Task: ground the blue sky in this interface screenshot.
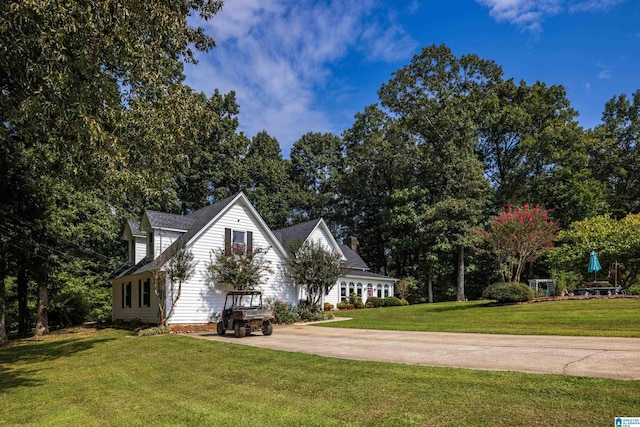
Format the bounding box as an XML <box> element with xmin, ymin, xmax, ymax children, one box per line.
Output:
<box><xmin>184</xmin><ymin>0</ymin><xmax>640</xmax><ymax>156</ymax></box>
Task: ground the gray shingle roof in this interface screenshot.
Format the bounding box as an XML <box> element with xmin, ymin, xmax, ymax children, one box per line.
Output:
<box><xmin>343</xmin><ymin>269</ymin><xmax>397</xmax><ymax>281</ymax></box>
<box><xmin>127</xmin><ymin>194</ymin><xmax>238</xmax><ymax>275</ymax></box>
<box><xmin>273</xmin><ymin>218</ymin><xmax>323</xmax><ymax>252</ymax></box>
<box><xmin>339</xmin><ymin>244</ymin><xmax>369</xmax><ymax>271</ymax></box>
<box><xmin>127</xmin><ymin>220</ymin><xmax>144</xmax><ymax>237</ymax></box>
<box><xmin>145</xmin><ymin>210</ymin><xmax>194</xmax><ymax>231</ymax></box>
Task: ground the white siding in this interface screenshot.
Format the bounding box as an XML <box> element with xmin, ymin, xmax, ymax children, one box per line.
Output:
<box><xmin>154</xmin><ymin>230</ymin><xmax>183</xmax><ymax>259</ymax></box>
<box><xmin>166</xmin><ymin>200</ymin><xmax>297</xmax><ymax>324</ymax></box>
<box><xmin>323</xmin><ymin>275</ymin><xmax>396</xmax><ymax>307</ymax></box>
<box><xmin>307</xmin><ymin>224</ymin><xmax>343</xmax><ymax>256</ymax></box>
<box><xmin>111</xmin><ymin>275</ymin><xmax>159</xmax><ymax>323</ymax></box>
<box><xmin>134</xmin><ymin>237</ymin><xmax>146</xmax><ymax>264</ymax></box>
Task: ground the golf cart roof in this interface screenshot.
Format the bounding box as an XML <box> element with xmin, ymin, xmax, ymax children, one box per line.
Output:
<box><xmin>226</xmin><ymin>290</ymin><xmax>263</xmax><ymax>295</ymax></box>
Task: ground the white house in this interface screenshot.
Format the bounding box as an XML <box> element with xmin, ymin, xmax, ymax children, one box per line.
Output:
<box><xmin>110</xmin><ymin>192</ymin><xmax>396</xmax><ymax>324</ymax></box>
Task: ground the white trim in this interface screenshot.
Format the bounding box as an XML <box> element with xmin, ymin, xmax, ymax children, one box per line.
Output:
<box><xmin>154</xmin><ymin>227</ymin><xmax>188</xmax><ymax>233</ymax></box>
<box><xmin>343</xmin><ymin>273</ymin><xmax>397</xmax><ymax>283</ymax></box>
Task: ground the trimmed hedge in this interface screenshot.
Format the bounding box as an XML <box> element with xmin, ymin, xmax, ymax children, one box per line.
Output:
<box><xmin>365</xmin><ymin>296</ymin><xmax>403</xmax><ymax>308</ymax></box>
<box><xmin>482</xmin><ymin>282</ymin><xmax>534</xmax><ymax>303</ymax></box>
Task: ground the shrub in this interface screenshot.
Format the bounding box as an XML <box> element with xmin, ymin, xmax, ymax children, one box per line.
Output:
<box><xmin>265</xmin><ymin>298</ymin><xmax>299</xmax><ymax>324</ymax></box>
<box><xmin>366</xmin><ymin>297</ymin><xmax>384</xmax><ymax>308</ymax></box>
<box><xmin>482</xmin><ymin>282</ymin><xmax>534</xmax><ymax>303</ymax></box>
<box><xmin>138</xmin><ymin>326</ymin><xmax>170</xmax><ymax>337</ymax></box>
<box><xmin>628</xmin><ymin>285</ymin><xmax>640</xmax><ymax>295</ymax></box>
<box><xmin>399</xmin><ymin>299</ymin><xmax>409</xmax><ymax>306</ymax></box>
<box><xmin>365</xmin><ymin>301</ymin><xmax>374</xmax><ymax>308</ymax></box>
<box><xmin>323</xmin><ymin>302</ymin><xmax>334</xmax><ymax>311</ymax></box>
<box><xmin>346</xmin><ymin>303</ymin><xmax>355</xmax><ymax>310</ymax></box>
<box><xmin>336</xmin><ymin>302</ymin><xmax>348</xmax><ymax>310</ymax></box>
<box><xmin>383</xmin><ymin>297</ymin><xmax>402</xmax><ymax>306</ymax></box>
<box><xmin>297</xmin><ymin>300</ymin><xmax>323</xmax><ymax>321</ymax></box>
<box><xmin>348</xmin><ymin>292</ymin><xmax>361</xmax><ymax>305</ymax></box>
<box><xmin>354</xmin><ymin>301</ymin><xmax>365</xmax><ymax>309</ymax></box>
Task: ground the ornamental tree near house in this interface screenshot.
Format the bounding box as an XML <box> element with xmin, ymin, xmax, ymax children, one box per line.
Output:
<box><xmin>208</xmin><ymin>246</ymin><xmax>273</xmax><ymax>291</ymax></box>
<box><xmin>156</xmin><ymin>241</ymin><xmax>196</xmax><ymax>326</ymax></box>
<box><xmin>286</xmin><ymin>240</ymin><xmax>343</xmax><ymax>307</ymax></box>
<box><xmin>481</xmin><ymin>205</ymin><xmax>558</xmax><ymax>283</ymax></box>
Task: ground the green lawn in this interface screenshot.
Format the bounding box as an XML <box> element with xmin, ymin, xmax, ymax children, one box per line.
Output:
<box><xmin>324</xmin><ymin>298</ymin><xmax>640</xmax><ymax>337</ymax></box>
<box><xmin>1</xmin><ymin>328</ymin><xmax>638</xmax><ymax>426</ymax></box>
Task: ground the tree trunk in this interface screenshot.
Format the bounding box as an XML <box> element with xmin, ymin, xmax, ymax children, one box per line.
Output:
<box><xmin>0</xmin><ymin>303</ymin><xmax>7</xmax><ymax>346</ymax></box>
<box><xmin>456</xmin><ymin>246</ymin><xmax>465</xmax><ymax>302</ymax></box>
<box><xmin>0</xmin><ymin>273</ymin><xmax>7</xmax><ymax>345</ymax></box>
<box><xmin>35</xmin><ymin>282</ymin><xmax>49</xmax><ymax>336</ymax></box>
<box><xmin>427</xmin><ymin>264</ymin><xmax>434</xmax><ymax>303</ymax></box>
<box><xmin>17</xmin><ymin>268</ymin><xmax>29</xmax><ymax>337</ymax></box>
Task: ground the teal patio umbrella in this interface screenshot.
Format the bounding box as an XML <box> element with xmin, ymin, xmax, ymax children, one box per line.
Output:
<box><xmin>588</xmin><ymin>251</ymin><xmax>602</xmax><ymax>281</ymax></box>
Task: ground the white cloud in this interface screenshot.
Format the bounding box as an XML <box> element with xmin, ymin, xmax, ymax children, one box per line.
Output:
<box><xmin>476</xmin><ymin>0</ymin><xmax>626</xmax><ymax>33</ymax></box>
<box><xmin>597</xmin><ymin>63</ymin><xmax>612</xmax><ymax>79</ymax></box>
<box><xmin>184</xmin><ymin>0</ymin><xmax>417</xmax><ymax>154</ymax></box>
<box><xmin>569</xmin><ymin>0</ymin><xmax>625</xmax><ymax>12</ymax></box>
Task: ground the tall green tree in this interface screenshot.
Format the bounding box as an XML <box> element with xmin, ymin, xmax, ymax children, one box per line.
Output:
<box><xmin>341</xmin><ymin>105</ymin><xmax>418</xmax><ymax>276</ymax></box>
<box><xmin>478</xmin><ymin>80</ymin><xmax>606</xmax><ymax>226</ymax></box>
<box><xmin>589</xmin><ymin>90</ymin><xmax>640</xmax><ymax>218</ymax></box>
<box><xmin>378</xmin><ymin>44</ymin><xmax>495</xmax><ymax>301</ymax></box>
<box><xmin>175</xmin><ymin>90</ymin><xmax>249</xmax><ymax>213</ymax></box>
<box><xmin>0</xmin><ymin>0</ymin><xmax>224</xmax><ymax>335</ymax></box>
<box><xmin>289</xmin><ymin>132</ymin><xmax>344</xmax><ymax>222</ymax></box>
<box><xmin>244</xmin><ymin>131</ymin><xmax>293</xmax><ymax>228</ymax></box>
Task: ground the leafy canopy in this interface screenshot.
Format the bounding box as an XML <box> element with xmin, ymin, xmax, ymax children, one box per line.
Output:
<box><xmin>286</xmin><ymin>240</ymin><xmax>343</xmax><ymax>307</ymax></box>
<box><xmin>481</xmin><ymin>205</ymin><xmax>558</xmax><ymax>284</ymax></box>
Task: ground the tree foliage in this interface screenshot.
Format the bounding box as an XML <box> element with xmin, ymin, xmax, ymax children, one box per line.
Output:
<box><xmin>481</xmin><ymin>205</ymin><xmax>558</xmax><ymax>284</ymax></box>
<box><xmin>548</xmin><ymin>213</ymin><xmax>640</xmax><ymax>288</ymax></box>
<box><xmin>286</xmin><ymin>240</ymin><xmax>343</xmax><ymax>307</ymax></box>
<box><xmin>208</xmin><ymin>246</ymin><xmax>274</xmax><ymax>291</ymax></box>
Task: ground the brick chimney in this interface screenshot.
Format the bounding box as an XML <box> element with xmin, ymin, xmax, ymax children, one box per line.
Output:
<box><xmin>345</xmin><ymin>236</ymin><xmax>358</xmax><ymax>252</ymax></box>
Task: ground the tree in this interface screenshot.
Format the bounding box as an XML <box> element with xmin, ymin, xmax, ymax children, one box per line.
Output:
<box><xmin>341</xmin><ymin>105</ymin><xmax>418</xmax><ymax>276</ymax></box>
<box><xmin>244</xmin><ymin>131</ymin><xmax>293</xmax><ymax>229</ymax></box>
<box><xmin>395</xmin><ymin>277</ymin><xmax>417</xmax><ymax>301</ymax></box>
<box><xmin>286</xmin><ymin>240</ymin><xmax>343</xmax><ymax>307</ymax></box>
<box><xmin>548</xmin><ymin>213</ymin><xmax>640</xmax><ymax>288</ymax></box>
<box><xmin>378</xmin><ymin>44</ymin><xmax>496</xmax><ymax>301</ymax></box>
<box><xmin>481</xmin><ymin>205</ymin><xmax>558</xmax><ymax>283</ymax></box>
<box><xmin>289</xmin><ymin>132</ymin><xmax>344</xmax><ymax>222</ymax></box>
<box><xmin>156</xmin><ymin>241</ymin><xmax>196</xmax><ymax>325</ymax></box>
<box><xmin>0</xmin><ymin>0</ymin><xmax>224</xmax><ymax>335</ymax></box>
<box><xmin>208</xmin><ymin>246</ymin><xmax>273</xmax><ymax>291</ymax></box>
<box><xmin>589</xmin><ymin>90</ymin><xmax>640</xmax><ymax>218</ymax></box>
<box><xmin>476</xmin><ymin>79</ymin><xmax>605</xmax><ymax>226</ymax></box>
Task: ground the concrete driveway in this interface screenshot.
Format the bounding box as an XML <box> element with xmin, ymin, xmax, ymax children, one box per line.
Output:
<box><xmin>189</xmin><ymin>321</ymin><xmax>640</xmax><ymax>380</ymax></box>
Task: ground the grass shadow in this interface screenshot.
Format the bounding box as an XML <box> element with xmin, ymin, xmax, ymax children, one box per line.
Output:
<box><xmin>0</xmin><ymin>335</ymin><xmax>115</xmax><ymax>392</ymax></box>
<box><xmin>428</xmin><ymin>301</ymin><xmax>494</xmax><ymax>313</ymax></box>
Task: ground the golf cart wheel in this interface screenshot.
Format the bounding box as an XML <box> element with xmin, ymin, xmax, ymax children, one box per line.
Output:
<box><xmin>234</xmin><ymin>324</ymin><xmax>246</xmax><ymax>338</ymax></box>
<box><xmin>262</xmin><ymin>321</ymin><xmax>273</xmax><ymax>336</ymax></box>
<box><xmin>216</xmin><ymin>321</ymin><xmax>225</xmax><ymax>336</ymax></box>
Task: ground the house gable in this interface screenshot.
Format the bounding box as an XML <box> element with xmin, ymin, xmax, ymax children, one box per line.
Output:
<box><xmin>274</xmin><ymin>218</ymin><xmax>346</xmax><ymax>261</ymax></box>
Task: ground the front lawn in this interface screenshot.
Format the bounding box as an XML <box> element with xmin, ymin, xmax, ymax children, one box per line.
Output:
<box><xmin>1</xmin><ymin>328</ymin><xmax>638</xmax><ymax>426</ymax></box>
<box><xmin>324</xmin><ymin>298</ymin><xmax>640</xmax><ymax>337</ymax></box>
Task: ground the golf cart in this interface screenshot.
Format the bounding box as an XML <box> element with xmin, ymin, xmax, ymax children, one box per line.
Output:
<box><xmin>216</xmin><ymin>290</ymin><xmax>274</xmax><ymax>338</ymax></box>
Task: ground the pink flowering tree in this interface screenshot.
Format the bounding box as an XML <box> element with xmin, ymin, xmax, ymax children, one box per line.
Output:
<box><xmin>481</xmin><ymin>205</ymin><xmax>558</xmax><ymax>283</ymax></box>
<box><xmin>208</xmin><ymin>246</ymin><xmax>273</xmax><ymax>291</ymax></box>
